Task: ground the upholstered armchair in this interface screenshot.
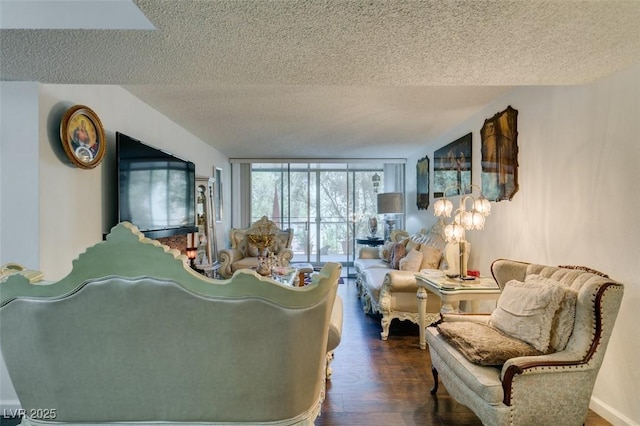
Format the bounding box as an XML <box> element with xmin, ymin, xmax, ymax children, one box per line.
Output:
<box><xmin>218</xmin><ymin>216</ymin><xmax>293</xmax><ymax>278</ymax></box>
<box><xmin>426</xmin><ymin>259</ymin><xmax>624</xmax><ymax>426</ymax></box>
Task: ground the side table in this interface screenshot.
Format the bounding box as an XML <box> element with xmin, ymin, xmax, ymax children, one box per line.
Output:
<box><xmin>291</xmin><ymin>262</ymin><xmax>314</xmax><ymax>286</ymax></box>
<box><xmin>356</xmin><ymin>237</ymin><xmax>384</xmax><ymax>247</ymax></box>
<box><xmin>415</xmin><ymin>272</ymin><xmax>501</xmax><ymax>350</ymax></box>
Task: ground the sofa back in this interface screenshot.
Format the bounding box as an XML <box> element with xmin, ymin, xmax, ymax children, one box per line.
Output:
<box><xmin>0</xmin><ymin>222</ymin><xmax>340</xmax><ymax>424</ymax></box>
<box><xmin>491</xmin><ymin>259</ymin><xmax>624</xmax><ymax>369</ymax></box>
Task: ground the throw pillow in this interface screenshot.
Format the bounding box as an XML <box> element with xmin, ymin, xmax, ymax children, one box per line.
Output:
<box><xmin>489</xmin><ymin>277</ymin><xmax>566</xmax><ymax>353</ymax></box>
<box><xmin>399</xmin><ymin>249</ymin><xmax>423</xmax><ymax>272</ymax></box>
<box><xmin>246</xmin><ymin>242</ymin><xmax>260</xmax><ymax>257</ymax></box>
<box><xmin>271</xmin><ymin>232</ymin><xmax>288</xmax><ymax>253</ymax></box>
<box><xmin>379</xmin><ymin>241</ymin><xmax>395</xmax><ymax>263</ymax></box>
<box><xmin>405</xmin><ymin>239</ymin><xmax>421</xmax><ymax>252</ymax></box>
<box><xmin>389</xmin><ymin>242</ymin><xmax>407</xmax><ymax>269</ymax></box>
<box><xmin>437</xmin><ymin>322</ymin><xmax>542</xmax><ymax>366</ymax></box>
<box><xmin>419</xmin><ymin>245</ymin><xmax>442</xmax><ymax>270</ymax></box>
<box><xmin>525</xmin><ymin>275</ymin><xmax>578</xmax><ymax>352</ymax></box>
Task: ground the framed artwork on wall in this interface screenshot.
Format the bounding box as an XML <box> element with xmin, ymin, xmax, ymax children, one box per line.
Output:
<box><xmin>195</xmin><ymin>177</ymin><xmax>214</xmax><ymax>267</ymax></box>
<box><xmin>433</xmin><ymin>132</ymin><xmax>472</xmax><ymax>197</ymax></box>
<box><xmin>416</xmin><ymin>155</ymin><xmax>430</xmax><ymax>210</ymax></box>
<box><xmin>59</xmin><ymin>105</ymin><xmax>106</xmax><ymax>169</ymax></box>
<box><xmin>480</xmin><ymin>106</ymin><xmax>519</xmax><ymax>201</ymax></box>
<box><xmin>214</xmin><ymin>167</ymin><xmax>223</xmax><ymax>222</ymax></box>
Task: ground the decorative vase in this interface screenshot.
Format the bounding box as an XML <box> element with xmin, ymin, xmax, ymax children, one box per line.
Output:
<box><xmin>255</xmin><ymin>247</ymin><xmax>272</xmax><ymax>276</ymax></box>
<box><xmin>368</xmin><ymin>216</ymin><xmax>378</xmax><ymax>238</ymax></box>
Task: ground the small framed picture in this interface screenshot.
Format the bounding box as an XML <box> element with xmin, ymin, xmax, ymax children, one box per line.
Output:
<box><xmin>60</xmin><ymin>105</ymin><xmax>106</xmax><ymax>169</ymax></box>
<box><xmin>214</xmin><ymin>167</ymin><xmax>223</xmax><ymax>222</ymax></box>
<box><xmin>416</xmin><ymin>155</ymin><xmax>430</xmax><ymax>210</ymax></box>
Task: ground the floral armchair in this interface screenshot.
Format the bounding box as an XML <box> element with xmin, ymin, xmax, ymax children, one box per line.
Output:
<box><xmin>218</xmin><ymin>216</ymin><xmax>294</xmax><ymax>278</ymax></box>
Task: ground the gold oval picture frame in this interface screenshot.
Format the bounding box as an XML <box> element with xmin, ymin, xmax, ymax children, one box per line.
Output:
<box><xmin>60</xmin><ymin>105</ymin><xmax>106</xmax><ymax>169</ymax></box>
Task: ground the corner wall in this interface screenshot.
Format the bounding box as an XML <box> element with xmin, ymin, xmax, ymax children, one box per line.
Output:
<box><xmin>0</xmin><ymin>82</ymin><xmax>41</xmax><ymax>412</ymax></box>
<box><xmin>406</xmin><ymin>62</ymin><xmax>640</xmax><ymax>425</ymax></box>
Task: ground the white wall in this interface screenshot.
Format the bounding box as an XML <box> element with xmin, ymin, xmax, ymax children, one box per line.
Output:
<box><xmin>0</xmin><ymin>82</ymin><xmax>230</xmax><ymax>410</ymax></box>
<box><xmin>35</xmin><ymin>84</ymin><xmax>230</xmax><ymax>280</ymax></box>
<box><xmin>0</xmin><ymin>82</ymin><xmax>42</xmax><ymax>411</ymax></box>
<box><xmin>406</xmin><ymin>62</ymin><xmax>640</xmax><ymax>425</ymax></box>
<box><xmin>0</xmin><ymin>82</ymin><xmax>40</xmax><ymax>270</ymax></box>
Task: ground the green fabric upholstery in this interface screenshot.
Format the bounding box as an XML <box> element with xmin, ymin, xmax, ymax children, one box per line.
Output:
<box><xmin>0</xmin><ymin>222</ymin><xmax>340</xmax><ymax>425</ymax></box>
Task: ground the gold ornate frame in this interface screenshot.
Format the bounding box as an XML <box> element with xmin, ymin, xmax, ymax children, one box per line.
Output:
<box><xmin>480</xmin><ymin>106</ymin><xmax>519</xmax><ymax>201</ymax></box>
<box><xmin>60</xmin><ymin>105</ymin><xmax>106</xmax><ymax>169</ymax></box>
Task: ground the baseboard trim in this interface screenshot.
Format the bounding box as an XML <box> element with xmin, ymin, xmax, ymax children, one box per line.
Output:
<box><xmin>590</xmin><ymin>396</ymin><xmax>638</xmax><ymax>426</ymax></box>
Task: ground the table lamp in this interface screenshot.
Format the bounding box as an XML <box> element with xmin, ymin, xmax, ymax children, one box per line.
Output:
<box><xmin>377</xmin><ymin>192</ymin><xmax>404</xmax><ymax>240</ymax></box>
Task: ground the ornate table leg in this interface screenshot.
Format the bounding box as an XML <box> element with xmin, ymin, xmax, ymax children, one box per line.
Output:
<box><xmin>417</xmin><ymin>287</ymin><xmax>428</xmax><ymax>350</ymax></box>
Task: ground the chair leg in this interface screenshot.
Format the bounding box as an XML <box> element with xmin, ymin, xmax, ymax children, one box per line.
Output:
<box><xmin>430</xmin><ymin>366</ymin><xmax>439</xmax><ymax>394</ymax></box>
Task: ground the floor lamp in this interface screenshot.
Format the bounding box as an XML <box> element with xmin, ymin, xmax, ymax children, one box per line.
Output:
<box><xmin>377</xmin><ymin>192</ymin><xmax>404</xmax><ymax>241</ymax></box>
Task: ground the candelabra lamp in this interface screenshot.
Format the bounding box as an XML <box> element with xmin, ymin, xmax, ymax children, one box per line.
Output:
<box><xmin>186</xmin><ymin>246</ymin><xmax>202</xmax><ymax>273</ymax></box>
<box><xmin>377</xmin><ymin>192</ymin><xmax>404</xmax><ymax>240</ymax></box>
<box><xmin>433</xmin><ymin>184</ymin><xmax>491</xmax><ymax>279</ymax></box>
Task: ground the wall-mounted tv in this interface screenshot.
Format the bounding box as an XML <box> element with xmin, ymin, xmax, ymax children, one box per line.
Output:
<box><xmin>116</xmin><ymin>132</ymin><xmax>197</xmax><ymax>239</ymax></box>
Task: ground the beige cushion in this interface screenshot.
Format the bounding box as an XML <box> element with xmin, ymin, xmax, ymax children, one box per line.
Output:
<box><xmin>271</xmin><ymin>231</ymin><xmax>290</xmax><ymax>253</ymax></box>
<box><xmin>525</xmin><ymin>275</ymin><xmax>578</xmax><ymax>352</ymax></box>
<box><xmin>399</xmin><ymin>249</ymin><xmax>423</xmax><ymax>272</ymax></box>
<box><xmin>489</xmin><ymin>277</ymin><xmax>566</xmax><ymax>352</ymax></box>
<box><xmin>247</xmin><ymin>243</ymin><xmax>260</xmax><ymax>257</ymax></box>
<box><xmin>437</xmin><ymin>322</ymin><xmax>542</xmax><ymax>366</ymax></box>
<box><xmin>389</xmin><ymin>242</ymin><xmax>407</xmax><ymax>269</ymax></box>
<box><xmin>405</xmin><ymin>239</ymin><xmax>421</xmax><ymax>252</ymax></box>
<box><xmin>379</xmin><ymin>241</ymin><xmax>395</xmax><ymax>262</ymax></box>
<box><xmin>419</xmin><ymin>245</ymin><xmax>442</xmax><ymax>270</ymax></box>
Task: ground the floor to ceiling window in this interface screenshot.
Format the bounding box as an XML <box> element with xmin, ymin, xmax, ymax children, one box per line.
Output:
<box><xmin>245</xmin><ymin>160</ymin><xmax>405</xmax><ymax>275</ymax></box>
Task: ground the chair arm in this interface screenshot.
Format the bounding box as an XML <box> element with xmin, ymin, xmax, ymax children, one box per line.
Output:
<box><xmin>327</xmin><ymin>294</ymin><xmax>343</xmax><ymax>352</ymax></box>
<box><xmin>500</xmin><ymin>350</ymin><xmax>594</xmax><ymax>406</ymax></box>
<box><xmin>218</xmin><ymin>248</ymin><xmax>244</xmax><ymax>278</ymax></box>
<box><xmin>358</xmin><ymin>247</ymin><xmax>380</xmax><ymax>259</ymax></box>
<box><xmin>278</xmin><ymin>248</ymin><xmax>293</xmax><ymax>265</ymax></box>
<box><xmin>383</xmin><ymin>270</ymin><xmax>418</xmax><ymax>292</ymax></box>
<box><xmin>441</xmin><ymin>313</ymin><xmax>491</xmax><ymax>325</ymax></box>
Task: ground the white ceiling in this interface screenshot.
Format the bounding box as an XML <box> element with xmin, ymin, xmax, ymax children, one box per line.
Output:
<box><xmin>2</xmin><ymin>0</ymin><xmax>640</xmax><ymax>159</ymax></box>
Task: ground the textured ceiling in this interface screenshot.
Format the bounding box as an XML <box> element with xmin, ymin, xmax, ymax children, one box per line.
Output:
<box><xmin>2</xmin><ymin>0</ymin><xmax>640</xmax><ymax>159</ymax></box>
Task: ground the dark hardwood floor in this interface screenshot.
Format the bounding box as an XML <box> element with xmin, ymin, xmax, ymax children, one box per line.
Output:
<box><xmin>316</xmin><ymin>278</ymin><xmax>611</xmax><ymax>425</ymax></box>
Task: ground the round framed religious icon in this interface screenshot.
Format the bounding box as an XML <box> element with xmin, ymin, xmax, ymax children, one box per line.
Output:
<box><xmin>59</xmin><ymin>105</ymin><xmax>106</xmax><ymax>169</ymax></box>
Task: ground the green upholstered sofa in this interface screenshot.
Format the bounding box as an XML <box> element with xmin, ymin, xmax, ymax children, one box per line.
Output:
<box><xmin>0</xmin><ymin>222</ymin><xmax>341</xmax><ymax>426</ymax></box>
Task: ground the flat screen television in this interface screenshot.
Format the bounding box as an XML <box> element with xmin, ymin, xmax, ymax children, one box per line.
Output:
<box><xmin>116</xmin><ymin>132</ymin><xmax>197</xmax><ymax>239</ymax></box>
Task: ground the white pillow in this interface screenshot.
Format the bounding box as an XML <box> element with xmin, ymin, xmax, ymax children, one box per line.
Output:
<box><xmin>490</xmin><ymin>276</ymin><xmax>566</xmax><ymax>352</ymax></box>
<box><xmin>399</xmin><ymin>249</ymin><xmax>423</xmax><ymax>272</ymax></box>
<box><xmin>525</xmin><ymin>275</ymin><xmax>578</xmax><ymax>352</ymax></box>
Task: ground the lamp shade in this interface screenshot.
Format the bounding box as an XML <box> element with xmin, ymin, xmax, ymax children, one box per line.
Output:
<box><xmin>433</xmin><ymin>198</ymin><xmax>453</xmax><ymax>217</ymax></box>
<box><xmin>377</xmin><ymin>192</ymin><xmax>404</xmax><ymax>214</ymax></box>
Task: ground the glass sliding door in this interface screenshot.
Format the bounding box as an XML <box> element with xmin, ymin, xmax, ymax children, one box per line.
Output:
<box><xmin>249</xmin><ymin>161</ymin><xmax>403</xmax><ymax>275</ymax></box>
<box><xmin>316</xmin><ymin>164</ymin><xmax>348</xmax><ymax>265</ymax></box>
